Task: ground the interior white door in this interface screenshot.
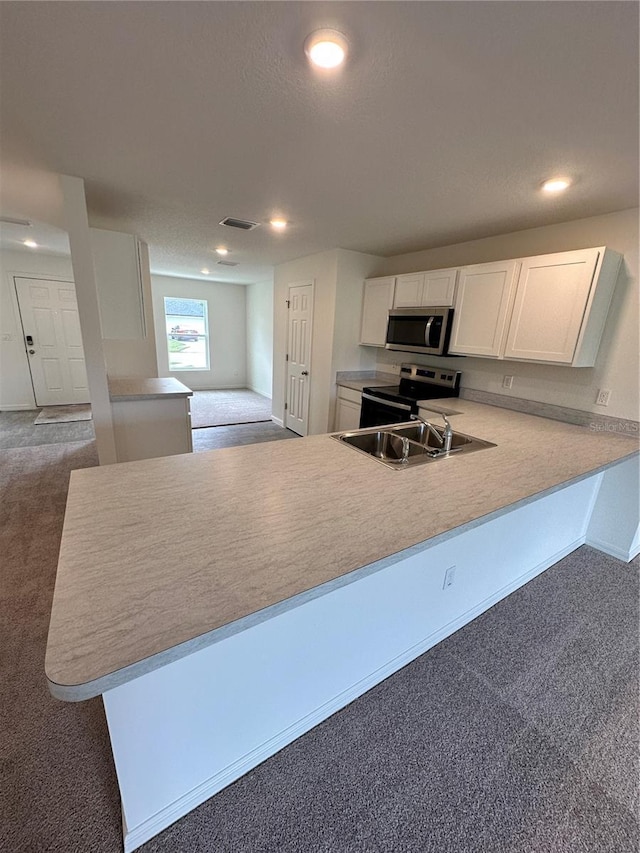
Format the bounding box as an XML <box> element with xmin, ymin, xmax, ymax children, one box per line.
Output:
<box><xmin>15</xmin><ymin>277</ymin><xmax>90</xmax><ymax>406</ymax></box>
<box><xmin>285</xmin><ymin>283</ymin><xmax>313</xmax><ymax>435</ymax></box>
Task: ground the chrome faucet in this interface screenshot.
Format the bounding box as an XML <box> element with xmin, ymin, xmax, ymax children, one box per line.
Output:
<box><xmin>411</xmin><ymin>412</ymin><xmax>454</xmax><ymax>453</ymax></box>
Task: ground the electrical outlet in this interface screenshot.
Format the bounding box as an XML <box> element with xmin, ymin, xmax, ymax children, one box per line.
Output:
<box><xmin>502</xmin><ymin>375</ymin><xmax>514</xmax><ymax>390</ymax></box>
<box><xmin>595</xmin><ymin>389</ymin><xmax>611</xmax><ymax>406</ymax></box>
<box><xmin>443</xmin><ymin>565</ymin><xmax>456</xmax><ymax>590</ymax></box>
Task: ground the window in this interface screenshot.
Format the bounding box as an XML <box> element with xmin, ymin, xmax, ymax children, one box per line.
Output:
<box><xmin>164</xmin><ymin>297</ymin><xmax>209</xmax><ymax>371</ymax></box>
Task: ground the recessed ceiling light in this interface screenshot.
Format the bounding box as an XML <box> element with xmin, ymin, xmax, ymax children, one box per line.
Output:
<box><xmin>270</xmin><ymin>219</ymin><xmax>287</xmax><ymax>230</ymax></box>
<box><xmin>23</xmin><ymin>239</ymin><xmax>38</xmax><ymax>248</ymax></box>
<box><xmin>215</xmin><ymin>247</ymin><xmax>229</xmax><ymax>256</ymax></box>
<box><xmin>304</xmin><ymin>29</ymin><xmax>348</xmax><ymax>69</ymax></box>
<box><xmin>542</xmin><ymin>178</ymin><xmax>571</xmax><ymax>193</ymax></box>
<box><xmin>201</xmin><ymin>268</ymin><xmax>210</xmax><ymax>275</ymax></box>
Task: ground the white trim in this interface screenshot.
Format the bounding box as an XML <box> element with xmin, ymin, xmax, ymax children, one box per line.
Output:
<box><xmin>271</xmin><ymin>415</ymin><xmax>284</xmax><ymax>427</ymax></box>
<box><xmin>120</xmin><ymin>536</ymin><xmax>582</xmax><ymax>853</ymax></box>
<box><xmin>584</xmin><ymin>536</ymin><xmax>639</xmax><ymax>562</ymax></box>
<box><xmin>0</xmin><ymin>403</ymin><xmax>36</xmax><ymax>411</ymax></box>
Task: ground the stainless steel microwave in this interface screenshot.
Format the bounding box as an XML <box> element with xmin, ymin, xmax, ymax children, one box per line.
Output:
<box><xmin>385</xmin><ymin>307</ymin><xmax>454</xmax><ymax>356</ymax></box>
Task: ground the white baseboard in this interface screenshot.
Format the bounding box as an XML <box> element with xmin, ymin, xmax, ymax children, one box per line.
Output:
<box><xmin>246</xmin><ymin>385</ymin><xmax>272</xmax><ymax>400</ymax></box>
<box><xmin>585</xmin><ymin>536</ymin><xmax>639</xmax><ymax>563</ymax></box>
<box><xmin>122</xmin><ymin>537</ymin><xmax>581</xmax><ymax>853</ymax></box>
<box><xmin>0</xmin><ymin>403</ymin><xmax>36</xmax><ymax>411</ymax></box>
<box><xmin>271</xmin><ymin>415</ymin><xmax>284</xmax><ymax>427</ymax></box>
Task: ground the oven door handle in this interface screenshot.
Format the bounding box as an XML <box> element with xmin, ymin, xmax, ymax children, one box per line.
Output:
<box><xmin>362</xmin><ymin>393</ymin><xmax>412</xmax><ymax>412</ymax></box>
<box><xmin>424</xmin><ymin>316</ymin><xmax>434</xmax><ymax>348</ymax></box>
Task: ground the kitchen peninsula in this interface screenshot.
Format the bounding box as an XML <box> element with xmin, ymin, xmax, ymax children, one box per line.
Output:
<box><xmin>46</xmin><ymin>401</ymin><xmax>639</xmax><ymax>852</ymax></box>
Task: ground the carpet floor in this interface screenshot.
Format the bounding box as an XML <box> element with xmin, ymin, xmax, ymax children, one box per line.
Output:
<box><xmin>190</xmin><ymin>389</ymin><xmax>272</xmax><ymax>428</ymax></box>
<box><xmin>0</xmin><ymin>409</ymin><xmax>95</xmax><ymax>448</ymax></box>
<box><xmin>0</xmin><ymin>438</ymin><xmax>638</xmax><ymax>853</ymax></box>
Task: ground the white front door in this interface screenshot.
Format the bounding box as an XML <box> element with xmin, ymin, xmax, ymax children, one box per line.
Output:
<box><xmin>285</xmin><ymin>282</ymin><xmax>313</xmax><ymax>435</ymax></box>
<box><xmin>15</xmin><ymin>277</ymin><xmax>90</xmax><ymax>406</ymax></box>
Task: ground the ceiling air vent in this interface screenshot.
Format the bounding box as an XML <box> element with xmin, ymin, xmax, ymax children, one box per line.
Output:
<box><xmin>217</xmin><ymin>260</ymin><xmax>239</xmax><ymax>267</ymax></box>
<box><xmin>219</xmin><ymin>216</ymin><xmax>261</xmax><ymax>231</ymax></box>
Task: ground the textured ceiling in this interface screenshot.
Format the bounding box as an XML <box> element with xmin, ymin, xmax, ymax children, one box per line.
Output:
<box><xmin>0</xmin><ymin>1</ymin><xmax>638</xmax><ymax>284</ymax></box>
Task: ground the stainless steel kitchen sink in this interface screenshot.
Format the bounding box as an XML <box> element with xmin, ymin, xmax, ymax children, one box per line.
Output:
<box><xmin>332</xmin><ymin>421</ymin><xmax>496</xmax><ymax>469</ymax></box>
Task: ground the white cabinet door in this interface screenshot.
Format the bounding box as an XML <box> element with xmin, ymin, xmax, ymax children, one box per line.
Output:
<box><xmin>503</xmin><ymin>249</ymin><xmax>601</xmax><ymax>364</ymax></box>
<box><xmin>449</xmin><ymin>260</ymin><xmax>519</xmax><ymax>357</ymax></box>
<box><xmin>335</xmin><ymin>397</ymin><xmax>361</xmax><ymax>431</ymax></box>
<box><xmin>423</xmin><ymin>269</ymin><xmax>458</xmax><ymax>306</ymax></box>
<box><xmin>393</xmin><ymin>274</ymin><xmax>424</xmax><ymax>307</ymax></box>
<box><xmin>360</xmin><ymin>277</ymin><xmax>396</xmax><ymax>346</ymax></box>
<box><xmin>90</xmin><ymin>228</ymin><xmax>146</xmax><ymax>340</ymax></box>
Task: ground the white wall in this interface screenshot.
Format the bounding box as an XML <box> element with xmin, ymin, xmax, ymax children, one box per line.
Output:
<box><xmin>372</xmin><ymin>209</ymin><xmax>639</xmax><ymax>422</ymax></box>
<box><xmin>328</xmin><ymin>249</ymin><xmax>386</xmax><ymax>428</ymax></box>
<box><xmin>0</xmin><ymin>248</ymin><xmax>74</xmax><ymax>409</ymax></box>
<box><xmin>245</xmin><ymin>278</ymin><xmax>273</xmax><ymax>399</ymax></box>
<box><xmin>151</xmin><ymin>275</ymin><xmax>247</xmax><ymax>391</ymax></box>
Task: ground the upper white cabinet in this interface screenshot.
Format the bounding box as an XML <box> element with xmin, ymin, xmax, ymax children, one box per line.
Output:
<box><xmin>360</xmin><ymin>276</ymin><xmax>396</xmax><ymax>347</ymax></box>
<box><xmin>503</xmin><ymin>248</ymin><xmax>619</xmax><ymax>365</ymax></box>
<box><xmin>90</xmin><ymin>228</ymin><xmax>147</xmax><ymax>340</ymax></box>
<box><xmin>449</xmin><ymin>260</ymin><xmax>520</xmax><ymax>357</ymax></box>
<box><xmin>393</xmin><ymin>268</ymin><xmax>458</xmax><ymax>308</ymax></box>
<box><xmin>450</xmin><ymin>247</ymin><xmax>621</xmax><ymax>366</ymax></box>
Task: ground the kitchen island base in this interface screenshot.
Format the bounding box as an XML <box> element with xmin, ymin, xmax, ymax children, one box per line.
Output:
<box><xmin>101</xmin><ymin>467</ymin><xmax>630</xmax><ymax>853</ymax></box>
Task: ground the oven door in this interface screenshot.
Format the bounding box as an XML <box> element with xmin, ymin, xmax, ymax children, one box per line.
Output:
<box><xmin>359</xmin><ymin>392</ymin><xmax>415</xmax><ymax>428</ymax></box>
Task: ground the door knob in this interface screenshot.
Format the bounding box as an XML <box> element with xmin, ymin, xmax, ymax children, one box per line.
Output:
<box><xmin>28</xmin><ymin>349</ymin><xmax>35</xmax><ymax>355</ymax></box>
<box><xmin>301</xmin><ymin>370</ymin><xmax>309</xmax><ymax>376</ymax></box>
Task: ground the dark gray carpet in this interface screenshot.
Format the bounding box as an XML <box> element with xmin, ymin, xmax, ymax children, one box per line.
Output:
<box><xmin>193</xmin><ymin>421</ymin><xmax>300</xmax><ymax>452</ymax></box>
<box><xmin>0</xmin><ymin>434</ymin><xmax>637</xmax><ymax>853</ymax></box>
<box><xmin>1</xmin><ymin>409</ymin><xmax>95</xmax><ymax>448</ymax></box>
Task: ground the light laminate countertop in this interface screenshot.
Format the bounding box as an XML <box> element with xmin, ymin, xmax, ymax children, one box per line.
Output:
<box><xmin>108</xmin><ymin>377</ymin><xmax>193</xmax><ymax>401</ymax></box>
<box><xmin>46</xmin><ymin>400</ymin><xmax>639</xmax><ymax>700</ymax></box>
<box><xmin>335</xmin><ymin>372</ymin><xmax>398</xmax><ymax>392</ymax></box>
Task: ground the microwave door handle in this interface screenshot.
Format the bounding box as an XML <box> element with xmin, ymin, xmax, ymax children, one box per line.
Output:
<box><xmin>424</xmin><ymin>316</ymin><xmax>434</xmax><ymax>348</ymax></box>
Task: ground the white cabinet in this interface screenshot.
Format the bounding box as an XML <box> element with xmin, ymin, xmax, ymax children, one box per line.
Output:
<box><xmin>449</xmin><ymin>246</ymin><xmax>622</xmax><ymax>367</ymax></box>
<box><xmin>449</xmin><ymin>260</ymin><xmax>520</xmax><ymax>357</ymax></box>
<box><xmin>335</xmin><ymin>385</ymin><xmax>362</xmax><ymax>431</ymax></box>
<box><xmin>108</xmin><ymin>378</ymin><xmax>193</xmax><ymax>462</ymax></box>
<box><xmin>393</xmin><ymin>269</ymin><xmax>458</xmax><ymax>308</ymax></box>
<box><xmin>450</xmin><ymin>247</ymin><xmax>621</xmax><ymax>366</ymax></box>
<box><xmin>90</xmin><ymin>228</ymin><xmax>147</xmax><ymax>340</ymax></box>
<box><xmin>503</xmin><ymin>248</ymin><xmax>619</xmax><ymax>365</ymax></box>
<box><xmin>360</xmin><ymin>277</ymin><xmax>396</xmax><ymax>347</ymax></box>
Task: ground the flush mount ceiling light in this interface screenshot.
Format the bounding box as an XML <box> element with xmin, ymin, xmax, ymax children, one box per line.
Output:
<box><xmin>542</xmin><ymin>177</ymin><xmax>571</xmax><ymax>193</ymax></box>
<box><xmin>23</xmin><ymin>239</ymin><xmax>38</xmax><ymax>248</ymax></box>
<box><xmin>201</xmin><ymin>268</ymin><xmax>210</xmax><ymax>275</ymax></box>
<box><xmin>304</xmin><ymin>28</ymin><xmax>348</xmax><ymax>69</ymax></box>
<box><xmin>215</xmin><ymin>247</ymin><xmax>229</xmax><ymax>256</ymax></box>
<box><xmin>270</xmin><ymin>219</ymin><xmax>287</xmax><ymax>230</ymax></box>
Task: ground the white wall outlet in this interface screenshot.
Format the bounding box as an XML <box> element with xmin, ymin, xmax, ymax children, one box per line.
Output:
<box><xmin>502</xmin><ymin>375</ymin><xmax>514</xmax><ymax>389</ymax></box>
<box><xmin>595</xmin><ymin>389</ymin><xmax>611</xmax><ymax>406</ymax></box>
<box><xmin>443</xmin><ymin>565</ymin><xmax>456</xmax><ymax>590</ymax></box>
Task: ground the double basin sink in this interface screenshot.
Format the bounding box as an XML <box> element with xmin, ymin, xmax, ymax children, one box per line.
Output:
<box><xmin>333</xmin><ymin>421</ymin><xmax>496</xmax><ymax>469</ymax></box>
